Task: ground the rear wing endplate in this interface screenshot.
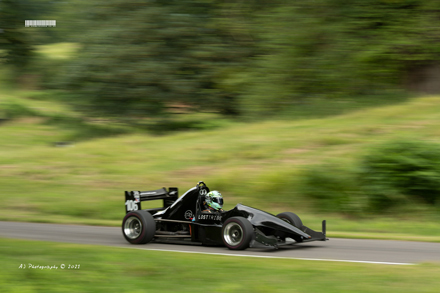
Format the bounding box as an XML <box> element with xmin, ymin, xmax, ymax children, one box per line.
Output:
<box><xmin>124</xmin><ymin>187</ymin><xmax>178</xmax><ymax>214</ymax></box>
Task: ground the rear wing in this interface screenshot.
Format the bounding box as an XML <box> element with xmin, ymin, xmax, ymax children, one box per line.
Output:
<box><xmin>124</xmin><ymin>187</ymin><xmax>178</xmax><ymax>214</ymax></box>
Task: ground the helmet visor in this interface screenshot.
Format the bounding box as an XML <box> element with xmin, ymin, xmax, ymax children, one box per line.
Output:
<box><xmin>212</xmin><ymin>197</ymin><xmax>223</xmax><ymax>206</ymax></box>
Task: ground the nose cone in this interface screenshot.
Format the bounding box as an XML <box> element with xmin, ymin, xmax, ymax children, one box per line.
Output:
<box><xmin>235</xmin><ymin>204</ymin><xmax>311</xmax><ymax>239</ymax></box>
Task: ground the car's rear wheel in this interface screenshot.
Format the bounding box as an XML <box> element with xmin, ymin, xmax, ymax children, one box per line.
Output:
<box><xmin>276</xmin><ymin>212</ymin><xmax>303</xmax><ymax>228</ymax></box>
<box><xmin>122</xmin><ymin>210</ymin><xmax>156</xmax><ymax>244</ymax></box>
<box><xmin>221</xmin><ymin>216</ymin><xmax>254</xmax><ymax>250</ymax></box>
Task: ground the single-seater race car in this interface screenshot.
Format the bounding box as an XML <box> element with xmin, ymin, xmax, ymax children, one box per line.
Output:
<box><xmin>122</xmin><ymin>181</ymin><xmax>327</xmax><ymax>250</ymax></box>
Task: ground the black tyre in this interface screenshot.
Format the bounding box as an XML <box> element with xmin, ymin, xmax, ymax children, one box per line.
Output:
<box><xmin>122</xmin><ymin>210</ymin><xmax>156</xmax><ymax>244</ymax></box>
<box><xmin>221</xmin><ymin>216</ymin><xmax>254</xmax><ymax>250</ymax></box>
<box><xmin>276</xmin><ymin>212</ymin><xmax>303</xmax><ymax>228</ymax></box>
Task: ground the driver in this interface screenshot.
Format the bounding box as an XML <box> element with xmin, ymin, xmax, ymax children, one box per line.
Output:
<box><xmin>202</xmin><ymin>191</ymin><xmax>224</xmax><ymax>213</ymax></box>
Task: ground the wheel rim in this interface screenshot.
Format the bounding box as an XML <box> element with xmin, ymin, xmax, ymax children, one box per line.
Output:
<box><xmin>223</xmin><ymin>222</ymin><xmax>243</xmax><ymax>246</ymax></box>
<box><xmin>124</xmin><ymin>216</ymin><xmax>142</xmax><ymax>239</ymax></box>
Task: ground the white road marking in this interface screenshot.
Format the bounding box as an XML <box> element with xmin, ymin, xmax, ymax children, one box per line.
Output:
<box><xmin>119</xmin><ymin>246</ymin><xmax>415</xmax><ymax>266</ymax></box>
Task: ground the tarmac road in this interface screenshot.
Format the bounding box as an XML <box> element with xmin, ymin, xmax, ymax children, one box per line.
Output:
<box><xmin>1</xmin><ymin>221</ymin><xmax>439</xmax><ymax>265</ymax></box>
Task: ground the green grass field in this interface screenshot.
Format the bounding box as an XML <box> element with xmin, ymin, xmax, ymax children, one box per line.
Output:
<box><xmin>1</xmin><ymin>238</ymin><xmax>439</xmax><ymax>293</ymax></box>
<box><xmin>1</xmin><ymin>42</ymin><xmax>440</xmax><ymax>293</ymax></box>
<box><xmin>1</xmin><ymin>89</ymin><xmax>440</xmax><ymax>240</ymax></box>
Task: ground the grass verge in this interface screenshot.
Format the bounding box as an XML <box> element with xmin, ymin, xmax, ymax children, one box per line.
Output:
<box><xmin>1</xmin><ymin>238</ymin><xmax>440</xmax><ymax>293</ymax></box>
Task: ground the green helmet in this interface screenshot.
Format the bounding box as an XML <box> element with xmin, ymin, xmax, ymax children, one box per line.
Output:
<box><xmin>205</xmin><ymin>191</ymin><xmax>223</xmax><ymax>211</ymax></box>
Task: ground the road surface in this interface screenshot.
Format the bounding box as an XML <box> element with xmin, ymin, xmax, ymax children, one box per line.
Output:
<box><xmin>1</xmin><ymin>221</ymin><xmax>439</xmax><ymax>265</ymax></box>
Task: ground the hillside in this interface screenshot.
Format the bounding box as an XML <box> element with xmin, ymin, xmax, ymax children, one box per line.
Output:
<box><xmin>1</xmin><ymin>90</ymin><xmax>440</xmax><ymax>240</ymax></box>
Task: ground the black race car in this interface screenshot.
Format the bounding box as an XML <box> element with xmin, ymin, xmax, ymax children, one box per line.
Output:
<box><xmin>122</xmin><ymin>181</ymin><xmax>327</xmax><ymax>250</ymax></box>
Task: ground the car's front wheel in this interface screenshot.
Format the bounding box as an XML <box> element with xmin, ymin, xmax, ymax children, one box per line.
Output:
<box><xmin>122</xmin><ymin>210</ymin><xmax>156</xmax><ymax>244</ymax></box>
<box><xmin>276</xmin><ymin>212</ymin><xmax>303</xmax><ymax>228</ymax></box>
<box><xmin>221</xmin><ymin>216</ymin><xmax>254</xmax><ymax>250</ymax></box>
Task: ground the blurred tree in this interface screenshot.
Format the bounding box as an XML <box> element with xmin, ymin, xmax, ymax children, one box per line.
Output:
<box><xmin>0</xmin><ymin>0</ymin><xmax>53</xmax><ymax>74</ymax></box>
<box><xmin>241</xmin><ymin>0</ymin><xmax>440</xmax><ymax>117</ymax></box>
<box><xmin>0</xmin><ymin>0</ymin><xmax>34</xmax><ymax>73</ymax></box>
<box><xmin>61</xmin><ymin>0</ymin><xmax>262</xmax><ymax>118</ymax></box>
